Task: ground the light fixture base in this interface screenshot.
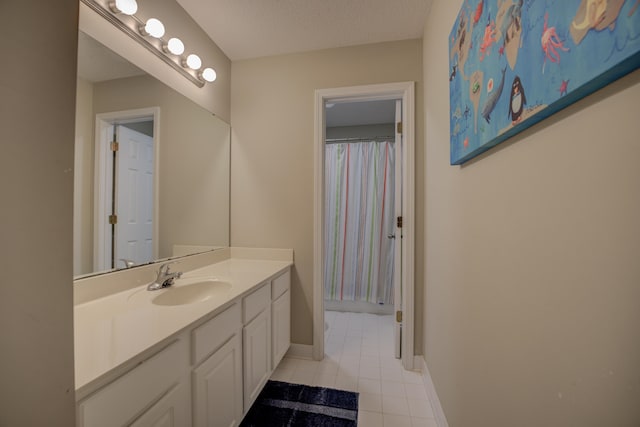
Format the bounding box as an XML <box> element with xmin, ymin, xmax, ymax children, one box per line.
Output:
<box><xmin>81</xmin><ymin>0</ymin><xmax>205</xmax><ymax>88</ymax></box>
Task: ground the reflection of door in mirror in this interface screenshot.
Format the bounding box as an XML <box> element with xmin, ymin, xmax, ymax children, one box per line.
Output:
<box><xmin>95</xmin><ymin>120</ymin><xmax>155</xmax><ymax>272</ymax></box>
<box><xmin>114</xmin><ymin>125</ymin><xmax>154</xmax><ymax>269</ymax></box>
<box><xmin>88</xmin><ymin>107</ymin><xmax>160</xmax><ymax>276</ymax></box>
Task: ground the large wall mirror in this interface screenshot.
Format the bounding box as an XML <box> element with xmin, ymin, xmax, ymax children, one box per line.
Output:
<box><xmin>74</xmin><ymin>30</ymin><xmax>230</xmax><ymax>277</ymax></box>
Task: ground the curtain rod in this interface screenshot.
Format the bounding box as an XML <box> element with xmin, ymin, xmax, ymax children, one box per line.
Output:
<box><xmin>325</xmin><ymin>136</ymin><xmax>395</xmax><ymax>143</ymax></box>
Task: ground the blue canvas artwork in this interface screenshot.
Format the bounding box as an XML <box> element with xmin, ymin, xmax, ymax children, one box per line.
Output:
<box><xmin>449</xmin><ymin>0</ymin><xmax>640</xmax><ymax>165</ymax></box>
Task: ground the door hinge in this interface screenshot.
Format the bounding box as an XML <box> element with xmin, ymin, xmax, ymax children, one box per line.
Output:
<box><xmin>110</xmin><ymin>141</ymin><xmax>119</xmax><ymax>152</ymax></box>
<box><xmin>396</xmin><ymin>310</ymin><xmax>403</xmax><ymax>323</ymax></box>
<box><xmin>397</xmin><ymin>122</ymin><xmax>403</xmax><ymax>134</ymax></box>
<box><xmin>108</xmin><ymin>214</ymin><xmax>118</xmax><ymax>225</ymax></box>
<box><xmin>397</xmin><ymin>216</ymin><xmax>403</xmax><ymax>228</ymax></box>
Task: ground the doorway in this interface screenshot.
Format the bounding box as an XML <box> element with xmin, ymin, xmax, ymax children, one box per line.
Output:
<box><xmin>314</xmin><ymin>82</ymin><xmax>415</xmax><ymax>370</ymax></box>
<box><xmin>93</xmin><ymin>107</ymin><xmax>160</xmax><ymax>272</ymax></box>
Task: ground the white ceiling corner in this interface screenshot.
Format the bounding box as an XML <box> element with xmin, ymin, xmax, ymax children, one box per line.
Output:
<box><xmin>176</xmin><ymin>0</ymin><xmax>433</xmax><ymax>60</ymax></box>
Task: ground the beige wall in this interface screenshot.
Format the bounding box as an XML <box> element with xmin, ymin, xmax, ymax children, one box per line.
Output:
<box><xmin>423</xmin><ymin>2</ymin><xmax>640</xmax><ymax>426</ymax></box>
<box><xmin>92</xmin><ymin>75</ymin><xmax>230</xmax><ymax>263</ymax></box>
<box><xmin>0</xmin><ymin>1</ymin><xmax>78</xmax><ymax>425</ymax></box>
<box><xmin>230</xmin><ymin>39</ymin><xmax>424</xmax><ymax>347</ymax></box>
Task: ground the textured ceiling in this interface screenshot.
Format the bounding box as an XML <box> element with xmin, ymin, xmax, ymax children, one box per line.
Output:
<box><xmin>176</xmin><ymin>0</ymin><xmax>433</xmax><ymax>60</ymax></box>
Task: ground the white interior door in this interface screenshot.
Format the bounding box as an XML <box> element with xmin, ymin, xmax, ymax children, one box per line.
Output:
<box><xmin>115</xmin><ymin>125</ymin><xmax>154</xmax><ymax>267</ymax></box>
<box><xmin>393</xmin><ymin>99</ymin><xmax>403</xmax><ymax>359</ymax></box>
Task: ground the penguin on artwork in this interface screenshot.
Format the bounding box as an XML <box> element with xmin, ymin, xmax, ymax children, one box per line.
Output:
<box><xmin>508</xmin><ymin>75</ymin><xmax>526</xmax><ymax>125</ymax></box>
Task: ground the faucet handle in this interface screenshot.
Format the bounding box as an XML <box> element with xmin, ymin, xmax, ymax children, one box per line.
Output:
<box><xmin>120</xmin><ymin>258</ymin><xmax>135</xmax><ymax>268</ymax></box>
<box><xmin>158</xmin><ymin>261</ymin><xmax>178</xmax><ymax>276</ymax></box>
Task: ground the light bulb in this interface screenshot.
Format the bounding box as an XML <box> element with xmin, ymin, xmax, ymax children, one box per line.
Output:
<box><xmin>201</xmin><ymin>68</ymin><xmax>217</xmax><ymax>82</ymax></box>
<box><xmin>109</xmin><ymin>0</ymin><xmax>138</xmax><ymax>15</ymax></box>
<box><xmin>184</xmin><ymin>54</ymin><xmax>202</xmax><ymax>70</ymax></box>
<box><xmin>141</xmin><ymin>18</ymin><xmax>165</xmax><ymax>38</ymax></box>
<box><xmin>164</xmin><ymin>38</ymin><xmax>185</xmax><ymax>55</ymax></box>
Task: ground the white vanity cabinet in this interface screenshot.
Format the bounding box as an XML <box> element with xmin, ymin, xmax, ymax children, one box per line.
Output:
<box><xmin>271</xmin><ymin>269</ymin><xmax>291</xmax><ymax>369</ymax></box>
<box><xmin>192</xmin><ymin>303</ymin><xmax>243</xmax><ymax>427</ymax></box>
<box><xmin>242</xmin><ymin>282</ymin><xmax>272</xmax><ymax>411</ymax></box>
<box><xmin>75</xmin><ymin>262</ymin><xmax>292</xmax><ymax>427</ymax></box>
<box><xmin>76</xmin><ymin>339</ymin><xmax>191</xmax><ymax>427</ymax></box>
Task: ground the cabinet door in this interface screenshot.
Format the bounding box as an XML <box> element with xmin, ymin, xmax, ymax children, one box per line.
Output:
<box><xmin>193</xmin><ymin>333</ymin><xmax>243</xmax><ymax>427</ymax></box>
<box><xmin>271</xmin><ymin>289</ymin><xmax>290</xmax><ymax>369</ymax></box>
<box><xmin>129</xmin><ymin>383</ymin><xmax>190</xmax><ymax>427</ymax></box>
<box><xmin>243</xmin><ymin>308</ymin><xmax>272</xmax><ymax>411</ymax></box>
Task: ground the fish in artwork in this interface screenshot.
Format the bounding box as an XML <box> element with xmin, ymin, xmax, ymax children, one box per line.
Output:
<box><xmin>500</xmin><ymin>0</ymin><xmax>524</xmax><ymax>45</ymax></box>
<box><xmin>497</xmin><ymin>0</ymin><xmax>525</xmax><ymax>70</ymax></box>
<box><xmin>481</xmin><ymin>66</ymin><xmax>507</xmax><ymax>123</ymax></box>
<box><xmin>508</xmin><ymin>76</ymin><xmax>527</xmax><ymax>125</ymax></box>
<box><xmin>450</xmin><ymin>64</ymin><xmax>458</xmax><ymax>81</ymax></box>
<box><xmin>541</xmin><ymin>12</ymin><xmax>569</xmax><ymax>73</ymax></box>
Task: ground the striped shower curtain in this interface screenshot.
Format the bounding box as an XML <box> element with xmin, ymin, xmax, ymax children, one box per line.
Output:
<box><xmin>324</xmin><ymin>141</ymin><xmax>395</xmax><ymax>305</ymax></box>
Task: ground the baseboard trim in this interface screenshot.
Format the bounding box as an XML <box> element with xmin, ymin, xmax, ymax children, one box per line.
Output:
<box><xmin>418</xmin><ymin>356</ymin><xmax>449</xmax><ymax>427</ymax></box>
<box><xmin>285</xmin><ymin>343</ymin><xmax>313</xmax><ymax>359</ymax></box>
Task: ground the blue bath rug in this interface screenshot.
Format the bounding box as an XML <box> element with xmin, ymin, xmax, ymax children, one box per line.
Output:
<box><xmin>240</xmin><ymin>380</ymin><xmax>359</xmax><ymax>427</ymax></box>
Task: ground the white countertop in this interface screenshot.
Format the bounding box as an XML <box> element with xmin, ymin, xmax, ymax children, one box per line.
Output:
<box><xmin>74</xmin><ymin>257</ymin><xmax>292</xmax><ymax>391</ymax></box>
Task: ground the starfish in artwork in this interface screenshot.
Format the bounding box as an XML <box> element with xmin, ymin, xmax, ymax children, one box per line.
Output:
<box><xmin>558</xmin><ymin>79</ymin><xmax>570</xmax><ymax>96</ymax></box>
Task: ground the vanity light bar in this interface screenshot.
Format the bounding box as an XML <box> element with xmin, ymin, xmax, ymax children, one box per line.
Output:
<box><xmin>83</xmin><ymin>0</ymin><xmax>217</xmax><ymax>88</ymax></box>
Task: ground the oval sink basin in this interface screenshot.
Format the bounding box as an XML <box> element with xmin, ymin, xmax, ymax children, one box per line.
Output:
<box><xmin>152</xmin><ymin>279</ymin><xmax>232</xmax><ymax>306</ymax></box>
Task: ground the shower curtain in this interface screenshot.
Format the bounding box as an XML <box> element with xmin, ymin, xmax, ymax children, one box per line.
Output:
<box><xmin>324</xmin><ymin>141</ymin><xmax>395</xmax><ymax>305</ymax></box>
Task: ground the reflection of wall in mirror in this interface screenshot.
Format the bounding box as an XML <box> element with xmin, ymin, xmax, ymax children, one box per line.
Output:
<box><xmin>75</xmin><ymin>78</ymin><xmax>96</xmax><ymax>275</ymax></box>
<box><xmin>74</xmin><ymin>75</ymin><xmax>230</xmax><ymax>276</ymax></box>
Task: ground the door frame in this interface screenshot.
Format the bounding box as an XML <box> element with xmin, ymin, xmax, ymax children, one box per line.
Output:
<box><xmin>313</xmin><ymin>82</ymin><xmax>415</xmax><ymax>370</ymax></box>
<box><xmin>93</xmin><ymin>107</ymin><xmax>161</xmax><ymax>272</ymax></box>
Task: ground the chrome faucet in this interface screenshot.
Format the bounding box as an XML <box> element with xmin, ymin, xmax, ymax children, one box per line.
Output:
<box><xmin>147</xmin><ymin>261</ymin><xmax>182</xmax><ymax>291</ymax></box>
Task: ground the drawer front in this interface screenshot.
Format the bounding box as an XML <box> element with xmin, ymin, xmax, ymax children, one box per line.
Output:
<box><xmin>192</xmin><ymin>302</ymin><xmax>241</xmax><ymax>365</ymax></box>
<box><xmin>77</xmin><ymin>339</ymin><xmax>188</xmax><ymax>427</ymax></box>
<box><xmin>243</xmin><ymin>282</ymin><xmax>271</xmax><ymax>324</ymax></box>
<box><xmin>271</xmin><ymin>269</ymin><xmax>290</xmax><ymax>300</ymax></box>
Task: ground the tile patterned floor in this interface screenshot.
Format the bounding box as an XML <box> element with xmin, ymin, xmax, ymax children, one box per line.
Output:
<box><xmin>270</xmin><ymin>311</ymin><xmax>438</xmax><ymax>427</ymax></box>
